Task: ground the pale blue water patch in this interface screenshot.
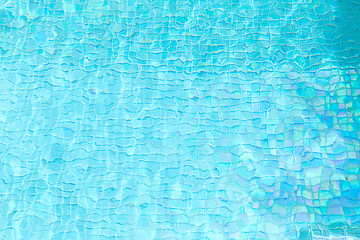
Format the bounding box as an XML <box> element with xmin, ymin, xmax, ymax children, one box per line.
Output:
<box><xmin>0</xmin><ymin>0</ymin><xmax>360</xmax><ymax>239</ymax></box>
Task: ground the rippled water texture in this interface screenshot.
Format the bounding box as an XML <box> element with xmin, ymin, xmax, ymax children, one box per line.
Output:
<box><xmin>0</xmin><ymin>0</ymin><xmax>360</xmax><ymax>239</ymax></box>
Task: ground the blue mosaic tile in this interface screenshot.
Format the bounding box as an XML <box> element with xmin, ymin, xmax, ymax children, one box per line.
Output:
<box><xmin>0</xmin><ymin>0</ymin><xmax>360</xmax><ymax>239</ymax></box>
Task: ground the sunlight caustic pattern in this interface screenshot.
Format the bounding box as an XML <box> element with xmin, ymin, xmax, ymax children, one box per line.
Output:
<box><xmin>0</xmin><ymin>0</ymin><xmax>360</xmax><ymax>239</ymax></box>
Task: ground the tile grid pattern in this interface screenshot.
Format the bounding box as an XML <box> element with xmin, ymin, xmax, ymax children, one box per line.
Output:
<box><xmin>0</xmin><ymin>0</ymin><xmax>360</xmax><ymax>239</ymax></box>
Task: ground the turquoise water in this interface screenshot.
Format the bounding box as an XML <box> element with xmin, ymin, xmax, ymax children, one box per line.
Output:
<box><xmin>0</xmin><ymin>0</ymin><xmax>360</xmax><ymax>239</ymax></box>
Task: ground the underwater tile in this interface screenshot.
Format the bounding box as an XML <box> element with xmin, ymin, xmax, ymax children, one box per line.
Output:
<box><xmin>0</xmin><ymin>0</ymin><xmax>360</xmax><ymax>239</ymax></box>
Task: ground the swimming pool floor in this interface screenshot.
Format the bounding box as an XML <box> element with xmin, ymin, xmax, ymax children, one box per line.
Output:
<box><xmin>0</xmin><ymin>0</ymin><xmax>360</xmax><ymax>239</ymax></box>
